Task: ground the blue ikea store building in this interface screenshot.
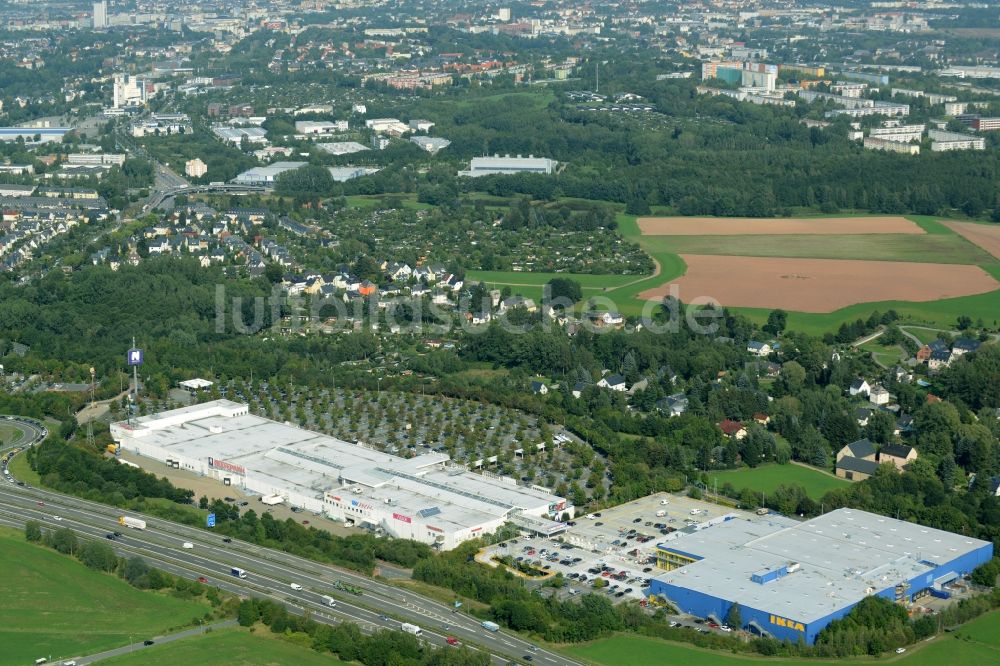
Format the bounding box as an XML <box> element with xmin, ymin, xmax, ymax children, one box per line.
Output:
<box><xmin>648</xmin><ymin>508</ymin><xmax>992</xmax><ymax>644</ymax></box>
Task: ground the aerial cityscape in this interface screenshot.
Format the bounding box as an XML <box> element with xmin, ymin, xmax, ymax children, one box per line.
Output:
<box><xmin>0</xmin><ymin>0</ymin><xmax>999</xmax><ymax>664</ymax></box>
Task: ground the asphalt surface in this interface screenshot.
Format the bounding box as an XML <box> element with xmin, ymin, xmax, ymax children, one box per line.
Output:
<box><xmin>68</xmin><ymin>619</ymin><xmax>238</xmax><ymax>665</ymax></box>
<box><xmin>0</xmin><ymin>424</ymin><xmax>579</xmax><ymax>666</ymax></box>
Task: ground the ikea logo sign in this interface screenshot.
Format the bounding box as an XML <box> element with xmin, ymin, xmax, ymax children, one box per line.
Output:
<box><xmin>770</xmin><ymin>615</ymin><xmax>805</xmax><ymax>632</ymax></box>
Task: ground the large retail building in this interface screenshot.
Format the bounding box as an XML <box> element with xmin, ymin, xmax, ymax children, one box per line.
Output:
<box><xmin>110</xmin><ymin>400</ymin><xmax>570</xmax><ymax>549</ymax></box>
<box><xmin>649</xmin><ymin>508</ymin><xmax>991</xmax><ymax>643</ymax></box>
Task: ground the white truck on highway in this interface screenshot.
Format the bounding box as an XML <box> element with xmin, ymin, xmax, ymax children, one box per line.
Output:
<box><xmin>231</xmin><ymin>567</ymin><xmax>247</xmax><ymax>579</ymax></box>
<box><xmin>118</xmin><ymin>516</ymin><xmax>146</xmax><ymax>530</ymax></box>
<box><xmin>401</xmin><ymin>623</ymin><xmax>422</xmax><ymax>636</ymax></box>
<box><xmin>482</xmin><ymin>620</ymin><xmax>500</xmax><ymax>632</ymax></box>
<box><xmin>321</xmin><ymin>595</ymin><xmax>337</xmax><ymax>607</ymax></box>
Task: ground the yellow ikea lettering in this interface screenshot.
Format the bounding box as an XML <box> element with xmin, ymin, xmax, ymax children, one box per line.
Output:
<box><xmin>769</xmin><ymin>615</ymin><xmax>805</xmax><ymax>632</ymax></box>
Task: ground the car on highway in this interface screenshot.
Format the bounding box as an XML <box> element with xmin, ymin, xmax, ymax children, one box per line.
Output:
<box><xmin>105</xmin><ymin>533</ymin><xmax>115</xmax><ymax>540</ymax></box>
<box><xmin>446</xmin><ymin>637</ymin><xmax>459</xmax><ymax>646</ymax></box>
<box><xmin>197</xmin><ymin>577</ymin><xmax>208</xmax><ymax>583</ymax></box>
<box><xmin>52</xmin><ymin>515</ymin><xmax>62</xmax><ymax>521</ymax></box>
<box><xmin>37</xmin><ymin>501</ymin><xmax>44</xmax><ymax>506</ymax></box>
<box><xmin>290</xmin><ymin>583</ymin><xmax>303</xmax><ymax>591</ymax></box>
<box><xmin>143</xmin><ymin>640</ymin><xmax>154</xmax><ymax>646</ymax></box>
<box><xmin>114</xmin><ymin>531</ymin><xmax>122</xmax><ymax>537</ymax></box>
<box><xmin>182</xmin><ymin>542</ymin><xmax>194</xmax><ymax>549</ymax></box>
<box><xmin>523</xmin><ymin>655</ymin><xmax>534</xmax><ymax>662</ymax></box>
<box><xmin>222</xmin><ymin>537</ymin><xmax>232</xmax><ymax>543</ymax></box>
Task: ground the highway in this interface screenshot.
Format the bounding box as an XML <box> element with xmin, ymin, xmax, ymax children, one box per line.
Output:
<box><xmin>0</xmin><ymin>422</ymin><xmax>579</xmax><ymax>666</ymax></box>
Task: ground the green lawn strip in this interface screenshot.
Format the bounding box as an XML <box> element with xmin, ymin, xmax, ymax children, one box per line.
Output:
<box><xmin>466</xmin><ymin>270</ymin><xmax>639</xmax><ymax>290</ymax></box>
<box><xmin>705</xmin><ymin>463</ymin><xmax>848</xmax><ymax>501</ymax></box>
<box><xmin>8</xmin><ymin>451</ymin><xmax>41</xmax><ymax>486</ymax></box>
<box><xmin>900</xmin><ymin>326</ymin><xmax>951</xmax><ymax>346</ymax></box>
<box><xmin>97</xmin><ymin>627</ymin><xmax>346</xmax><ymax>666</ymax></box>
<box><xmin>0</xmin><ymin>526</ymin><xmax>211</xmax><ymax>665</ymax></box>
<box><xmin>638</xmin><ymin>233</ymin><xmax>995</xmax><ymax>265</ymax></box>
<box><xmin>0</xmin><ymin>423</ymin><xmax>24</xmax><ymax>447</ymax></box>
<box><xmin>731</xmin><ymin>289</ymin><xmax>1000</xmax><ymax>335</ymax></box>
<box><xmin>563</xmin><ymin>626</ymin><xmax>1000</xmax><ymax>666</ymax></box>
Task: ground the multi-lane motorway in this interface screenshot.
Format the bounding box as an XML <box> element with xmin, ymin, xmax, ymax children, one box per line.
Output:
<box><xmin>0</xmin><ymin>418</ymin><xmax>580</xmax><ymax>666</ymax></box>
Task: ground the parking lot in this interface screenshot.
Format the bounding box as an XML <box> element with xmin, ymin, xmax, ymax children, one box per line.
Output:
<box><xmin>484</xmin><ymin>493</ymin><xmax>761</xmax><ymax>605</ymax></box>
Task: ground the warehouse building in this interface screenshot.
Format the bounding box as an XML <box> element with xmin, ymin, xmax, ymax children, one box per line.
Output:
<box><xmin>110</xmin><ymin>400</ymin><xmax>570</xmax><ymax>549</ymax></box>
<box><xmin>648</xmin><ymin>508</ymin><xmax>991</xmax><ymax>644</ymax></box>
<box><xmin>232</xmin><ymin>161</ymin><xmax>307</xmax><ymax>186</ymax></box>
<box><xmin>458</xmin><ymin>155</ymin><xmax>557</xmax><ymax>177</ymax></box>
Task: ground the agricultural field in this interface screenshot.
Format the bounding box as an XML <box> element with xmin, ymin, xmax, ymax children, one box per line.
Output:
<box><xmin>0</xmin><ymin>528</ymin><xmax>210</xmax><ymax>665</ymax></box>
<box><xmin>565</xmin><ymin>616</ymin><xmax>1000</xmax><ymax>666</ymax></box>
<box><xmin>99</xmin><ymin>628</ymin><xmax>346</xmax><ymax>666</ymax></box>
<box><xmin>624</xmin><ymin>213</ymin><xmax>1000</xmax><ymax>332</ymax></box>
<box><xmin>639</xmin><ymin>255</ymin><xmax>999</xmax><ymax>313</ymax></box>
<box><xmin>637</xmin><ymin>215</ymin><xmax>924</xmax><ymax>235</ymax></box>
<box><xmin>706</xmin><ymin>463</ymin><xmax>849</xmax><ymax>501</ymax></box>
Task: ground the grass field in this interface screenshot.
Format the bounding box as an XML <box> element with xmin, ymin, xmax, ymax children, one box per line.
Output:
<box><xmin>707</xmin><ymin>463</ymin><xmax>849</xmax><ymax>501</ymax></box>
<box><xmin>0</xmin><ymin>527</ymin><xmax>210</xmax><ymax>665</ymax></box>
<box><xmin>858</xmin><ymin>339</ymin><xmax>907</xmax><ymax>367</ymax></box>
<box><xmin>0</xmin><ymin>422</ymin><xmax>24</xmax><ymax>447</ymax></box>
<box><xmin>640</xmin><ymin>233</ymin><xmax>995</xmax><ymax>265</ymax></box>
<box><xmin>99</xmin><ymin>628</ymin><xmax>345</xmax><ymax>666</ymax></box>
<box><xmin>565</xmin><ymin>613</ymin><xmax>1000</xmax><ymax>666</ymax></box>
<box><xmin>8</xmin><ymin>450</ymin><xmax>41</xmax><ymax>486</ymax></box>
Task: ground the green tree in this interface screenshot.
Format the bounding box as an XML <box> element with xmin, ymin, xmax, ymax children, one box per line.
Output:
<box><xmin>725</xmin><ymin>602</ymin><xmax>743</xmax><ymax>629</ymax></box>
<box><xmin>24</xmin><ymin>520</ymin><xmax>42</xmax><ymax>542</ymax></box>
<box><xmin>545</xmin><ymin>278</ymin><xmax>583</xmax><ymax>306</ymax></box>
<box><xmin>78</xmin><ymin>542</ymin><xmax>119</xmax><ymax>572</ymax></box>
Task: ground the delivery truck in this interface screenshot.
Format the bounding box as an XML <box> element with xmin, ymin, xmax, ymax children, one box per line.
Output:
<box><xmin>481</xmin><ymin>620</ymin><xmax>500</xmax><ymax>632</ymax></box>
<box><xmin>401</xmin><ymin>623</ymin><xmax>422</xmax><ymax>636</ymax></box>
<box><xmin>231</xmin><ymin>567</ymin><xmax>247</xmax><ymax>579</ymax></box>
<box><xmin>321</xmin><ymin>595</ymin><xmax>337</xmax><ymax>607</ymax></box>
<box><xmin>118</xmin><ymin>516</ymin><xmax>146</xmax><ymax>530</ymax></box>
<box><xmin>260</xmin><ymin>494</ymin><xmax>284</xmax><ymax>506</ymax></box>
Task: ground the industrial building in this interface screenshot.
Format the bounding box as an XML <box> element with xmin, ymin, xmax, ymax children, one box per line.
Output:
<box><xmin>458</xmin><ymin>155</ymin><xmax>557</xmax><ymax>177</ymax></box>
<box><xmin>109</xmin><ymin>400</ymin><xmax>571</xmax><ymax>549</ymax></box>
<box><xmin>0</xmin><ymin>127</ymin><xmax>71</xmax><ymax>144</ymax></box>
<box><xmin>648</xmin><ymin>508</ymin><xmax>991</xmax><ymax>644</ymax></box>
<box><xmin>231</xmin><ymin>161</ymin><xmax>307</xmax><ymax>186</ymax></box>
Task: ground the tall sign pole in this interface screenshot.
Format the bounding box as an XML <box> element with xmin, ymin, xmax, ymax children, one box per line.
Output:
<box><xmin>126</xmin><ymin>338</ymin><xmax>143</xmax><ymax>425</ymax></box>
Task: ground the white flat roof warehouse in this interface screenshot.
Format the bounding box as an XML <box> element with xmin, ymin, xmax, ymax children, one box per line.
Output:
<box><xmin>110</xmin><ymin>400</ymin><xmax>570</xmax><ymax>548</ymax></box>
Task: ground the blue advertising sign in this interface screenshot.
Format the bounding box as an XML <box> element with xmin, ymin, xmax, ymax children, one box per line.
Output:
<box><xmin>207</xmin><ymin>513</ymin><xmax>216</xmax><ymax>528</ymax></box>
<box><xmin>127</xmin><ymin>348</ymin><xmax>144</xmax><ymax>366</ymax></box>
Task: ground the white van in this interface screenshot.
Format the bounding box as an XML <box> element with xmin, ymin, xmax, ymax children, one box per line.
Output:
<box><xmin>182</xmin><ymin>542</ymin><xmax>194</xmax><ymax>549</ymax></box>
<box><xmin>659</xmin><ymin>499</ymin><xmax>669</xmax><ymax>506</ymax></box>
<box><xmin>290</xmin><ymin>583</ymin><xmax>303</xmax><ymax>591</ymax></box>
<box><xmin>656</xmin><ymin>510</ymin><xmax>667</xmax><ymax>517</ymax></box>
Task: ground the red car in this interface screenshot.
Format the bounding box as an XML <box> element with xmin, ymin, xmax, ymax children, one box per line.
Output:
<box><xmin>37</xmin><ymin>501</ymin><xmax>44</xmax><ymax>506</ymax></box>
<box><xmin>708</xmin><ymin>622</ymin><xmax>719</xmax><ymax>629</ymax></box>
<box><xmin>302</xmin><ymin>520</ymin><xmax>310</xmax><ymax>525</ymax></box>
<box><xmin>446</xmin><ymin>637</ymin><xmax>459</xmax><ymax>646</ymax></box>
<box><xmin>601</xmin><ymin>571</ymin><xmax>611</xmax><ymax>577</ymax></box>
<box><xmin>196</xmin><ymin>576</ymin><xmax>208</xmax><ymax>583</ymax></box>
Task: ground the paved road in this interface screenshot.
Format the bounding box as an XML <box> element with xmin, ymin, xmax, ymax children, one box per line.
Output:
<box><xmin>0</xmin><ymin>444</ymin><xmax>578</xmax><ymax>666</ymax></box>
<box><xmin>68</xmin><ymin>619</ymin><xmax>237</xmax><ymax>665</ymax></box>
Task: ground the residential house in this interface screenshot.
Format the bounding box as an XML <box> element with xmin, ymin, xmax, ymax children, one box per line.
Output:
<box><xmin>849</xmin><ymin>378</ymin><xmax>871</xmax><ymax>397</ymax></box>
<box><xmin>597</xmin><ymin>374</ymin><xmax>627</xmax><ymax>391</ymax></box>
<box><xmin>869</xmin><ymin>384</ymin><xmax>891</xmax><ymax>406</ymax></box>
<box><xmin>571</xmin><ymin>381</ymin><xmax>589</xmax><ymax>399</ymax></box>
<box><xmin>835</xmin><ymin>438</ymin><xmax>879</xmax><ymax>481</ymax></box>
<box><xmin>499</xmin><ymin>295</ymin><xmax>537</xmax><ymax>313</ymax></box>
<box><xmin>928</xmin><ymin>348</ymin><xmax>952</xmax><ymax>371</ymax></box>
<box><xmin>951</xmin><ymin>337</ymin><xmax>981</xmax><ymax>358</ymax></box>
<box><xmin>660</xmin><ymin>393</ymin><xmax>689</xmax><ymax>417</ymax></box>
<box><xmin>627</xmin><ymin>378</ymin><xmax>649</xmax><ymax>395</ymax></box>
<box><xmin>878</xmin><ymin>443</ymin><xmax>917</xmax><ymax>470</ymax></box>
<box><xmin>747</xmin><ymin>341</ymin><xmax>771</xmax><ymax>357</ymax></box>
<box><xmin>531</xmin><ymin>381</ymin><xmax>549</xmax><ymax>395</ymax></box>
<box><xmin>719</xmin><ymin>419</ymin><xmax>748</xmax><ymax>440</ymax></box>
<box><xmin>855</xmin><ymin>408</ymin><xmax>872</xmax><ymax>427</ymax></box>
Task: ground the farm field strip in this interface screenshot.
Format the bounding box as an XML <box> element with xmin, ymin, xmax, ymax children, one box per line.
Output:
<box><xmin>638</xmin><ymin>255</ymin><xmax>1000</xmax><ymax>314</ymax></box>
<box><xmin>637</xmin><ymin>215</ymin><xmax>925</xmax><ymax>236</ymax></box>
<box><xmin>640</xmin><ymin>233</ymin><xmax>996</xmax><ymax>265</ymax></box>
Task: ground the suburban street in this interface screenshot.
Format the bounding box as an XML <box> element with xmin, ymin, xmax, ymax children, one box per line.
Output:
<box><xmin>0</xmin><ymin>430</ymin><xmax>578</xmax><ymax>666</ymax></box>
